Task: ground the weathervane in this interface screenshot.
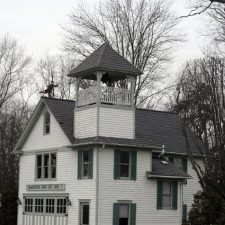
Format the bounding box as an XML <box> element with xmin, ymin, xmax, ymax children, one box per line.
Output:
<box><xmin>39</xmin><ymin>81</ymin><xmax>58</xmax><ymax>98</ymax></box>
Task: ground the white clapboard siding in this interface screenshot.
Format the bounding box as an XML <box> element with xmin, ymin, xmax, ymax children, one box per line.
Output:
<box><xmin>22</xmin><ymin>107</ymin><xmax>70</xmax><ymax>151</ymax></box>
<box><xmin>98</xmin><ymin>148</ymin><xmax>182</xmax><ymax>225</ymax></box>
<box><xmin>183</xmin><ymin>159</ymin><xmax>203</xmax><ymax>211</ymax></box>
<box><xmin>18</xmin><ymin>149</ymin><xmax>97</xmax><ymax>225</ymax></box>
<box><xmin>74</xmin><ymin>107</ymin><xmax>97</xmax><ymax>138</ymax></box>
<box><xmin>99</xmin><ymin>107</ymin><xmax>134</xmax><ymax>139</ymax></box>
<box><xmin>74</xmin><ymin>106</ymin><xmax>134</xmax><ymax>139</ymax></box>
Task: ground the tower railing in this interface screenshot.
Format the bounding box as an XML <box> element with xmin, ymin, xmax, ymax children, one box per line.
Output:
<box><xmin>77</xmin><ymin>86</ymin><xmax>131</xmax><ymax>106</ymax></box>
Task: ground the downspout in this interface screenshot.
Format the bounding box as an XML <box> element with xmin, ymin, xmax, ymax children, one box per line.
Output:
<box><xmin>180</xmin><ymin>181</ymin><xmax>183</xmax><ymax>225</ymax></box>
<box><xmin>96</xmin><ymin>144</ymin><xmax>104</xmax><ymax>225</ymax></box>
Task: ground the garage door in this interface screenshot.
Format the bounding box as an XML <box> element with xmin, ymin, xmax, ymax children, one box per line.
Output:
<box><xmin>22</xmin><ymin>196</ymin><xmax>68</xmax><ymax>225</ymax></box>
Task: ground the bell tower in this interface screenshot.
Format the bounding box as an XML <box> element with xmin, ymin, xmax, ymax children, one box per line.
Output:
<box><xmin>68</xmin><ymin>43</ymin><xmax>142</xmax><ymax>140</ymax></box>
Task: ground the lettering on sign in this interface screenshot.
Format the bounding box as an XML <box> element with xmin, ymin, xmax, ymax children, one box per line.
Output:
<box><xmin>26</xmin><ymin>184</ymin><xmax>65</xmax><ymax>191</ymax></box>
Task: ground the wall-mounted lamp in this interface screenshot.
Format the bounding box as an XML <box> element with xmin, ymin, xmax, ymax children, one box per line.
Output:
<box><xmin>66</xmin><ymin>196</ymin><xmax>71</xmax><ymax>206</ymax></box>
<box><xmin>17</xmin><ymin>198</ymin><xmax>22</xmax><ymax>205</ymax></box>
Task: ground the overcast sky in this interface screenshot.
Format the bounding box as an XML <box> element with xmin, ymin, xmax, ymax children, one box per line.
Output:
<box><xmin>0</xmin><ymin>0</ymin><xmax>207</xmax><ymax>74</ymax></box>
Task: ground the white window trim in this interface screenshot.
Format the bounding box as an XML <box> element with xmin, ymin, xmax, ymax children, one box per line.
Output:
<box><xmin>79</xmin><ymin>201</ymin><xmax>90</xmax><ymax>225</ymax></box>
<box><xmin>35</xmin><ymin>152</ymin><xmax>57</xmax><ymax>181</ymax></box>
<box><xmin>23</xmin><ymin>195</ymin><xmax>68</xmax><ymax>216</ymax></box>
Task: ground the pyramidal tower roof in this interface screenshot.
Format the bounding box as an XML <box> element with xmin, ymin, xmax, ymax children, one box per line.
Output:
<box><xmin>68</xmin><ymin>43</ymin><xmax>142</xmax><ymax>79</ymax></box>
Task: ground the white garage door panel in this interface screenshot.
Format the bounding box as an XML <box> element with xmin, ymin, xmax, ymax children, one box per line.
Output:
<box><xmin>22</xmin><ymin>195</ymin><xmax>68</xmax><ymax>225</ymax></box>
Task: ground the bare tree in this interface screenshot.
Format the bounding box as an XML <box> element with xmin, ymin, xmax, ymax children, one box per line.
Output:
<box><xmin>180</xmin><ymin>0</ymin><xmax>225</xmax><ymax>18</ymax></box>
<box><xmin>172</xmin><ymin>57</ymin><xmax>225</xmax><ymax>200</ymax></box>
<box><xmin>0</xmin><ymin>35</ymin><xmax>31</xmax><ymax>110</ymax></box>
<box><xmin>0</xmin><ymin>99</ymin><xmax>31</xmax><ymax>225</ymax></box>
<box><xmin>34</xmin><ymin>54</ymin><xmax>77</xmax><ymax>99</ymax></box>
<box><xmin>63</xmin><ymin>0</ymin><xmax>180</xmax><ymax>107</ymax></box>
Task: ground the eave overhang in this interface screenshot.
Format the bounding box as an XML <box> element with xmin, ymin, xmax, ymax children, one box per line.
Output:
<box><xmin>146</xmin><ymin>172</ymin><xmax>192</xmax><ymax>180</ymax></box>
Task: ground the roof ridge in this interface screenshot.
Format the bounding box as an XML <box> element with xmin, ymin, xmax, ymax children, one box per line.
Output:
<box><xmin>136</xmin><ymin>108</ymin><xmax>178</xmax><ymax>114</ymax></box>
<box><xmin>97</xmin><ymin>43</ymin><xmax>108</xmax><ymax>67</ymax></box>
<box><xmin>41</xmin><ymin>96</ymin><xmax>75</xmax><ymax>103</ymax></box>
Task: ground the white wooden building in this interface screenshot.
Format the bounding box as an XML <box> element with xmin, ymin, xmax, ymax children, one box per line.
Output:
<box><xmin>14</xmin><ymin>43</ymin><xmax>204</xmax><ymax>225</ymax></box>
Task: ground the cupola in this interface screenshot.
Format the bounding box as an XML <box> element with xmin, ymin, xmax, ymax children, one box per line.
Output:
<box><xmin>68</xmin><ymin>43</ymin><xmax>142</xmax><ymax>139</ymax></box>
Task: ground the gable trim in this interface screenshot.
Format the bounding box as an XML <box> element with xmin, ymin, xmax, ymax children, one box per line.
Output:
<box><xmin>13</xmin><ymin>99</ymin><xmax>72</xmax><ymax>153</ymax></box>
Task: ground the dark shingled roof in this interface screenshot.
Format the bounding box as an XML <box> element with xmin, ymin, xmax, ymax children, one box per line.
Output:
<box><xmin>135</xmin><ymin>109</ymin><xmax>206</xmax><ymax>155</ymax></box>
<box><xmin>68</xmin><ymin>43</ymin><xmax>142</xmax><ymax>78</ymax></box>
<box><xmin>146</xmin><ymin>158</ymin><xmax>191</xmax><ymax>179</ymax></box>
<box><xmin>43</xmin><ymin>97</ymin><xmax>206</xmax><ymax>155</ymax></box>
<box><xmin>42</xmin><ymin>97</ymin><xmax>75</xmax><ymax>143</ymax></box>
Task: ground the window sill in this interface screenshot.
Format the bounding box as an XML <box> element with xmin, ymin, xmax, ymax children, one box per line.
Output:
<box><xmin>158</xmin><ymin>208</ymin><xmax>177</xmax><ymax>210</ymax></box>
<box><xmin>78</xmin><ymin>177</ymin><xmax>93</xmax><ymax>180</ymax></box>
<box><xmin>35</xmin><ymin>178</ymin><xmax>57</xmax><ymax>181</ymax></box>
<box><xmin>114</xmin><ymin>178</ymin><xmax>136</xmax><ymax>181</ymax></box>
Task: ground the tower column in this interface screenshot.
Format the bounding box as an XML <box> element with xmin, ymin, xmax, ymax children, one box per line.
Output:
<box><xmin>95</xmin><ymin>72</ymin><xmax>103</xmax><ymax>106</ymax></box>
<box><xmin>75</xmin><ymin>78</ymin><xmax>80</xmax><ymax>107</ymax></box>
<box><xmin>95</xmin><ymin>72</ymin><xmax>103</xmax><ymax>136</ymax></box>
<box><xmin>128</xmin><ymin>75</ymin><xmax>135</xmax><ymax>108</ymax></box>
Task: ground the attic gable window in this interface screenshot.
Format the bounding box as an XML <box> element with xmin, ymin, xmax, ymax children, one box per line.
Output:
<box><xmin>43</xmin><ymin>111</ymin><xmax>50</xmax><ymax>134</ymax></box>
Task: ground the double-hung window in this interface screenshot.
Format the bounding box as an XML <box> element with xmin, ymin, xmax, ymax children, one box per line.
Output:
<box><xmin>80</xmin><ymin>202</ymin><xmax>90</xmax><ymax>225</ymax></box>
<box><xmin>78</xmin><ymin>149</ymin><xmax>93</xmax><ymax>179</ymax></box>
<box><xmin>157</xmin><ymin>180</ymin><xmax>178</xmax><ymax>210</ymax></box>
<box><xmin>162</xmin><ymin>182</ymin><xmax>172</xmax><ymax>209</ymax></box>
<box><xmin>36</xmin><ymin>153</ymin><xmax>57</xmax><ymax>180</ymax></box>
<box><xmin>114</xmin><ymin>149</ymin><xmax>137</xmax><ymax>180</ymax></box>
<box><xmin>113</xmin><ymin>202</ymin><xmax>136</xmax><ymax>225</ymax></box>
<box><xmin>119</xmin><ymin>204</ymin><xmax>129</xmax><ymax>225</ymax></box>
<box><xmin>120</xmin><ymin>151</ymin><xmax>130</xmax><ymax>178</ymax></box>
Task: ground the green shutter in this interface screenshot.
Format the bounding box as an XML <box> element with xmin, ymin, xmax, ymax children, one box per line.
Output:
<box><xmin>77</xmin><ymin>150</ymin><xmax>82</xmax><ymax>179</ymax></box>
<box><xmin>114</xmin><ymin>149</ymin><xmax>120</xmax><ymax>179</ymax></box>
<box><xmin>113</xmin><ymin>203</ymin><xmax>120</xmax><ymax>225</ymax></box>
<box><xmin>88</xmin><ymin>149</ymin><xmax>93</xmax><ymax>179</ymax></box>
<box><xmin>131</xmin><ymin>151</ymin><xmax>137</xmax><ymax>180</ymax></box>
<box><xmin>182</xmin><ymin>204</ymin><xmax>187</xmax><ymax>222</ymax></box>
<box><xmin>130</xmin><ymin>203</ymin><xmax>136</xmax><ymax>225</ymax></box>
<box><xmin>169</xmin><ymin>157</ymin><xmax>174</xmax><ymax>163</ymax></box>
<box><xmin>182</xmin><ymin>158</ymin><xmax>188</xmax><ymax>172</ymax></box>
<box><xmin>157</xmin><ymin>180</ymin><xmax>163</xmax><ymax>209</ymax></box>
<box><xmin>172</xmin><ymin>181</ymin><xmax>178</xmax><ymax>210</ymax></box>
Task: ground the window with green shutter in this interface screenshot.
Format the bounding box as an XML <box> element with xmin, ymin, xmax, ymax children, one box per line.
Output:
<box><xmin>131</xmin><ymin>151</ymin><xmax>137</xmax><ymax>180</ymax></box>
<box><xmin>114</xmin><ymin>149</ymin><xmax>137</xmax><ymax>180</ymax></box>
<box><xmin>172</xmin><ymin>181</ymin><xmax>178</xmax><ymax>210</ymax></box>
<box><xmin>157</xmin><ymin>180</ymin><xmax>163</xmax><ymax>209</ymax></box>
<box><xmin>77</xmin><ymin>149</ymin><xmax>93</xmax><ymax>179</ymax></box>
<box><xmin>113</xmin><ymin>203</ymin><xmax>136</xmax><ymax>225</ymax></box>
<box><xmin>157</xmin><ymin>180</ymin><xmax>178</xmax><ymax>210</ymax></box>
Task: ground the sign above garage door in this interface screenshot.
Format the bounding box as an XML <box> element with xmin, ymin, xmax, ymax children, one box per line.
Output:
<box><xmin>26</xmin><ymin>184</ymin><xmax>65</xmax><ymax>191</ymax></box>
